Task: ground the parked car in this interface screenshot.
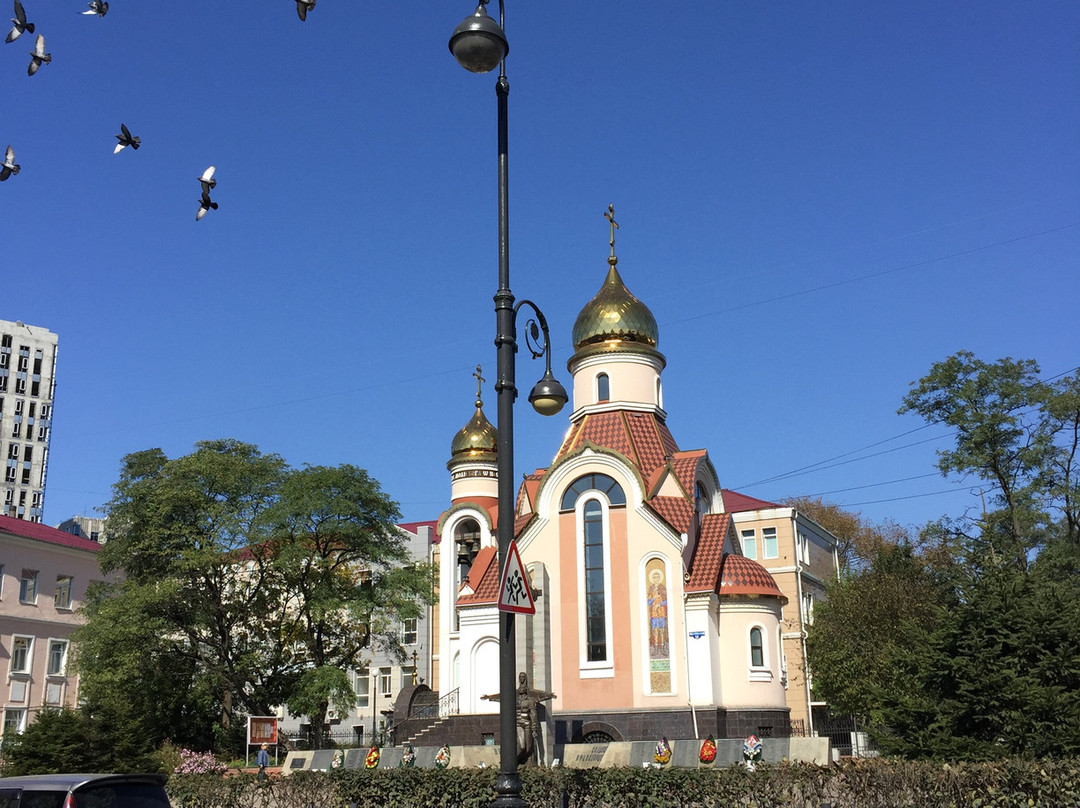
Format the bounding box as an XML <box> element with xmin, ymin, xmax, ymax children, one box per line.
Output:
<box><xmin>0</xmin><ymin>774</ymin><xmax>170</xmax><ymax>808</ymax></box>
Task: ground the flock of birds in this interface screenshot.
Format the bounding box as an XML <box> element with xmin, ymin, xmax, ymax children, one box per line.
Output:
<box><xmin>2</xmin><ymin>0</ymin><xmax>317</xmax><ymax>217</ymax></box>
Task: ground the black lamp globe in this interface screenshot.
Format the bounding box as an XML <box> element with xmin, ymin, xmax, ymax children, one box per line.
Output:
<box><xmin>528</xmin><ymin>369</ymin><xmax>568</xmax><ymax>416</ymax></box>
<box><xmin>449</xmin><ymin>3</ymin><xmax>508</xmax><ymax>73</ymax></box>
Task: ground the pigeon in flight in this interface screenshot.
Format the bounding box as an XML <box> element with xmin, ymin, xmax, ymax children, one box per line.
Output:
<box><xmin>80</xmin><ymin>0</ymin><xmax>107</xmax><ymax>16</ymax></box>
<box><xmin>5</xmin><ymin>0</ymin><xmax>33</xmax><ymax>43</ymax></box>
<box><xmin>0</xmin><ymin>145</ymin><xmax>19</xmax><ymax>181</ymax></box>
<box><xmin>196</xmin><ymin>191</ymin><xmax>218</xmax><ymax>221</ymax></box>
<box><xmin>114</xmin><ymin>123</ymin><xmax>140</xmax><ymax>153</ymax></box>
<box><xmin>198</xmin><ymin>165</ymin><xmax>216</xmax><ymax>194</ymax></box>
<box><xmin>27</xmin><ymin>32</ymin><xmax>48</xmax><ymax>75</ymax></box>
<box><xmin>296</xmin><ymin>1</ymin><xmax>315</xmax><ymax>22</ymax></box>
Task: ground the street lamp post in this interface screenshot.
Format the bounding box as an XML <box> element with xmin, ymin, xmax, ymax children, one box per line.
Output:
<box><xmin>450</xmin><ymin>4</ymin><xmax>568</xmax><ymax>806</ymax></box>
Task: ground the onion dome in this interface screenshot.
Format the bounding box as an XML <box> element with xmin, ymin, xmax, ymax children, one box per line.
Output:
<box><xmin>719</xmin><ymin>554</ymin><xmax>786</xmax><ymax>601</ymax></box>
<box><xmin>448</xmin><ymin>368</ymin><xmax>498</xmax><ymax>469</ymax></box>
<box><xmin>569</xmin><ymin>207</ymin><xmax>664</xmax><ymax>368</ymax></box>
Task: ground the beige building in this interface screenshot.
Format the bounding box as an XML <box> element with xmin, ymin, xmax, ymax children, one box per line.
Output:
<box><xmin>0</xmin><ymin>514</ymin><xmax>102</xmax><ymax>737</ymax></box>
<box><xmin>720</xmin><ymin>491</ymin><xmax>840</xmax><ymax>735</ymax></box>
<box><xmin>1</xmin><ymin>320</ymin><xmax>59</xmax><ymax>523</ymax></box>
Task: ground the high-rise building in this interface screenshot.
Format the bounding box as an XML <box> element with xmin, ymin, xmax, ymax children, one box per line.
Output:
<box><xmin>0</xmin><ymin>320</ymin><xmax>58</xmax><ymax>523</ymax></box>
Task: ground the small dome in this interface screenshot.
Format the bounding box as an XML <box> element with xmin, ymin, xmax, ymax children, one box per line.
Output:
<box><xmin>572</xmin><ymin>263</ymin><xmax>659</xmax><ymax>352</ymax></box>
<box><xmin>448</xmin><ymin>402</ymin><xmax>497</xmax><ymax>467</ymax></box>
<box><xmin>719</xmin><ymin>554</ymin><xmax>786</xmax><ymax>600</ymax></box>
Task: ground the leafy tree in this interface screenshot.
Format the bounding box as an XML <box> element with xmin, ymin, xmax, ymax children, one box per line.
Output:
<box><xmin>784</xmin><ymin>496</ymin><xmax>909</xmax><ymax>570</ymax></box>
<box><xmin>74</xmin><ymin>440</ymin><xmax>433</xmax><ymax>755</ymax></box>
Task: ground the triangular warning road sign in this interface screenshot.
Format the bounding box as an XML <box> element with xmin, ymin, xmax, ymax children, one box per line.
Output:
<box><xmin>497</xmin><ymin>540</ymin><xmax>536</xmax><ymax>615</ymax></box>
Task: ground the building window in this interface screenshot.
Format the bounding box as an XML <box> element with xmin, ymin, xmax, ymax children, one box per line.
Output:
<box><xmin>802</xmin><ymin>592</ymin><xmax>815</xmax><ymax>626</ymax></box>
<box><xmin>596</xmin><ymin>373</ymin><xmax>610</xmax><ymax>403</ymax></box>
<box><xmin>378</xmin><ymin>667</ymin><xmax>393</xmax><ymax>697</ymax></box>
<box><xmin>19</xmin><ymin>569</ymin><xmax>38</xmax><ymax>603</ymax></box>
<box><xmin>582</xmin><ymin>499</ymin><xmax>608</xmax><ymax>664</ymax></box>
<box><xmin>741</xmin><ymin>529</ymin><xmax>757</xmax><ymax>559</ymax></box>
<box><xmin>47</xmin><ymin>640</ymin><xmax>68</xmax><ymax>676</ymax></box>
<box><xmin>7</xmin><ymin>443</ymin><xmax>17</xmax><ymax>460</ymax></box>
<box><xmin>401</xmin><ymin>666</ymin><xmax>416</xmax><ymax>689</ymax></box>
<box><xmin>561</xmin><ymin>473</ymin><xmax>625</xmax><ymax>511</ymax></box>
<box><xmin>54</xmin><ymin>576</ymin><xmax>73</xmax><ymax>609</ymax></box>
<box><xmin>355</xmin><ymin>666</ymin><xmax>370</xmax><ymax>709</ymax></box>
<box><xmin>750</xmin><ymin>627</ymin><xmax>765</xmax><ymax>668</ymax></box>
<box><xmin>11</xmin><ymin>636</ymin><xmax>32</xmax><ymax>673</ymax></box>
<box><xmin>401</xmin><ymin>617</ymin><xmax>418</xmax><ymax>646</ymax></box>
<box><xmin>762</xmin><ymin>527</ymin><xmax>778</xmax><ymax>559</ymax></box>
<box><xmin>3</xmin><ymin>708</ymin><xmax>26</xmax><ymax>736</ymax></box>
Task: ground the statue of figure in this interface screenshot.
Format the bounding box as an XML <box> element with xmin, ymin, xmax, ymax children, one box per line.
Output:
<box><xmin>482</xmin><ymin>672</ymin><xmax>556</xmax><ymax>765</ymax></box>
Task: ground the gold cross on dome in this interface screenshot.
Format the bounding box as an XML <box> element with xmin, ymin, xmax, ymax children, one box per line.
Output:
<box><xmin>473</xmin><ymin>364</ymin><xmax>485</xmax><ymax>405</ymax></box>
<box><xmin>604</xmin><ymin>204</ymin><xmax>619</xmax><ymax>264</ymax></box>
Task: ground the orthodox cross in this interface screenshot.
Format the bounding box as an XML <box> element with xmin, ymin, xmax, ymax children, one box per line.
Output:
<box><xmin>604</xmin><ymin>204</ymin><xmax>619</xmax><ymax>265</ymax></box>
<box><xmin>473</xmin><ymin>364</ymin><xmax>485</xmax><ymax>406</ymax></box>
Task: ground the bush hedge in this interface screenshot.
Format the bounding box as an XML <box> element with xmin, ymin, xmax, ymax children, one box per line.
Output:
<box><xmin>165</xmin><ymin>758</ymin><xmax>1080</xmax><ymax>808</ymax></box>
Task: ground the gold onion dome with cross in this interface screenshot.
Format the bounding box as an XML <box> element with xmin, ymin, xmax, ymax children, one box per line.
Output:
<box><xmin>570</xmin><ymin>205</ymin><xmax>663</xmax><ymax>367</ymax></box>
<box><xmin>449</xmin><ymin>365</ymin><xmax>498</xmax><ymax>468</ymax></box>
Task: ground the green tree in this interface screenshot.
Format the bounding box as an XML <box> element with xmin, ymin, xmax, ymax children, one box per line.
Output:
<box><xmin>74</xmin><ymin>441</ymin><xmax>433</xmax><ymax>755</ymax></box>
<box><xmin>784</xmin><ymin>496</ymin><xmax>909</xmax><ymax>570</ymax></box>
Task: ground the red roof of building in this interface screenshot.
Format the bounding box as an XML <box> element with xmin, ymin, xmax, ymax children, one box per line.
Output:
<box><xmin>457</xmin><ymin>545</ymin><xmax>500</xmax><ymax>605</ymax></box>
<box><xmin>721</xmin><ymin>489</ymin><xmax>782</xmax><ymax>513</ymax></box>
<box><xmin>718</xmin><ymin>553</ymin><xmax>785</xmax><ymax>600</ymax></box>
<box><xmin>685</xmin><ymin>513</ymin><xmax>731</xmax><ymax>593</ymax></box>
<box><xmin>397</xmin><ymin>520</ymin><xmax>442</xmax><ymax>544</ymax></box>
<box><xmin>0</xmin><ymin>515</ymin><xmax>102</xmax><ymax>552</ymax></box>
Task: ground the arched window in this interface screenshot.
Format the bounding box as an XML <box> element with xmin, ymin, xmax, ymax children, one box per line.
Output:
<box><xmin>656</xmin><ymin>378</ymin><xmax>663</xmax><ymax>409</ymax></box>
<box><xmin>583</xmin><ymin>500</ymin><xmax>606</xmax><ymax>662</ymax></box>
<box><xmin>454</xmin><ymin>518</ymin><xmax>481</xmax><ymax>630</ymax></box>
<box><xmin>561</xmin><ymin>473</ymin><xmax>626</xmax><ymax>511</ymax></box>
<box><xmin>750</xmin><ymin>627</ymin><xmax>764</xmax><ymax>668</ymax></box>
<box><xmin>596</xmin><ymin>373</ymin><xmax>610</xmax><ymax>403</ymax></box>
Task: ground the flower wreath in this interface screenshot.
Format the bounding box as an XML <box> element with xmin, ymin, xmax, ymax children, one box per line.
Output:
<box><xmin>364</xmin><ymin>744</ymin><xmax>380</xmax><ymax>769</ymax></box>
<box><xmin>699</xmin><ymin>735</ymin><xmax>717</xmax><ymax>764</ymax></box>
<box><xmin>434</xmin><ymin>744</ymin><xmax>452</xmax><ymax>769</ymax></box>
<box><xmin>654</xmin><ymin>737</ymin><xmax>672</xmax><ymax>765</ymax></box>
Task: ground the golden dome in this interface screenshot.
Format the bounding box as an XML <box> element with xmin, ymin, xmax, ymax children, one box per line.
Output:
<box><xmin>571</xmin><ymin>263</ymin><xmax>660</xmax><ymax>354</ymax></box>
<box><xmin>448</xmin><ymin>400</ymin><xmax>497</xmax><ymax>468</ymax></box>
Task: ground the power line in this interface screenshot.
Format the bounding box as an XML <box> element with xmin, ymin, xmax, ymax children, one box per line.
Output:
<box><xmin>796</xmin><ymin>472</ymin><xmax>942</xmax><ymax>498</ymax></box>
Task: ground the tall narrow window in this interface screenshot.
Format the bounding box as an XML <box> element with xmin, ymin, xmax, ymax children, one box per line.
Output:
<box><xmin>378</xmin><ymin>667</ymin><xmax>393</xmax><ymax>697</ymax></box>
<box><xmin>741</xmin><ymin>529</ymin><xmax>757</xmax><ymax>559</ymax></box>
<box><xmin>750</xmin><ymin>627</ymin><xmax>764</xmax><ymax>668</ymax></box>
<box><xmin>47</xmin><ymin>640</ymin><xmax>68</xmax><ymax>676</ymax></box>
<box><xmin>19</xmin><ymin>570</ymin><xmax>37</xmax><ymax>604</ymax></box>
<box><xmin>11</xmin><ymin>636</ymin><xmax>32</xmax><ymax>673</ymax></box>
<box><xmin>355</xmin><ymin>665</ymin><xmax>370</xmax><ymax>709</ymax></box>
<box><xmin>596</xmin><ymin>373</ymin><xmax>610</xmax><ymax>403</ymax></box>
<box><xmin>583</xmin><ymin>499</ymin><xmax>606</xmax><ymax>662</ymax></box>
<box><xmin>54</xmin><ymin>576</ymin><xmax>73</xmax><ymax>609</ymax></box>
<box><xmin>402</xmin><ymin>617</ymin><xmax>418</xmax><ymax>645</ymax></box>
<box><xmin>762</xmin><ymin>527</ymin><xmax>778</xmax><ymax>559</ymax></box>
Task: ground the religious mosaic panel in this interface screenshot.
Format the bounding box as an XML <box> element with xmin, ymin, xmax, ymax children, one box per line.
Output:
<box><xmin>646</xmin><ymin>557</ymin><xmax>671</xmax><ymax>693</ymax></box>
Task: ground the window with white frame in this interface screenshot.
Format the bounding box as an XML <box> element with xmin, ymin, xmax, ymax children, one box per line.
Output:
<box><xmin>596</xmin><ymin>373</ymin><xmax>610</xmax><ymax>403</ymax></box>
<box><xmin>797</xmin><ymin>532</ymin><xmax>810</xmax><ymax>564</ymax></box>
<box><xmin>47</xmin><ymin>639</ymin><xmax>68</xmax><ymax>676</ymax></box>
<box><xmin>378</xmin><ymin>667</ymin><xmax>392</xmax><ymax>697</ymax></box>
<box><xmin>54</xmin><ymin>575</ymin><xmax>73</xmax><ymax>609</ymax></box>
<box><xmin>18</xmin><ymin>569</ymin><xmax>37</xmax><ymax>603</ymax></box>
<box><xmin>11</xmin><ymin>636</ymin><xmax>32</xmax><ymax>674</ymax></box>
<box><xmin>401</xmin><ymin>617</ymin><xmax>418</xmax><ymax>646</ymax></box>
<box><xmin>762</xmin><ymin>527</ymin><xmax>779</xmax><ymax>559</ymax></box>
<box><xmin>355</xmin><ymin>665</ymin><xmax>370</xmax><ymax>709</ymax></box>
<box><xmin>401</xmin><ymin>666</ymin><xmax>416</xmax><ymax>689</ymax></box>
<box><xmin>802</xmin><ymin>591</ymin><xmax>815</xmax><ymax>625</ymax></box>
<box><xmin>748</xmin><ymin>625</ymin><xmax>773</xmax><ymax>682</ymax></box>
<box><xmin>3</xmin><ymin>708</ymin><xmax>26</xmax><ymax>736</ymax></box>
<box><xmin>741</xmin><ymin>529</ymin><xmax>757</xmax><ymax>559</ymax></box>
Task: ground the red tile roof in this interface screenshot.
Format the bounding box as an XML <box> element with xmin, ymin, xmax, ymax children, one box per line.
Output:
<box><xmin>719</xmin><ymin>553</ymin><xmax>786</xmax><ymax>600</ymax></box>
<box><xmin>671</xmin><ymin>450</ymin><xmax>705</xmax><ymax>497</ymax></box>
<box><xmin>647</xmin><ymin>496</ymin><xmax>694</xmax><ymax>534</ymax></box>
<box><xmin>685</xmin><ymin>513</ymin><xmax>731</xmax><ymax>593</ymax></box>
<box><xmin>0</xmin><ymin>515</ymin><xmax>102</xmax><ymax>553</ymax></box>
<box><xmin>721</xmin><ymin>489</ymin><xmax>782</xmax><ymax>513</ymax></box>
<box><xmin>457</xmin><ymin>545</ymin><xmax>500</xmax><ymax>605</ymax></box>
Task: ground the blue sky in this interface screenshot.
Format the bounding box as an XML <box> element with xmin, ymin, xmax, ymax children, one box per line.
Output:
<box><xmin>4</xmin><ymin>1</ymin><xmax>1077</xmax><ymax>534</ymax></box>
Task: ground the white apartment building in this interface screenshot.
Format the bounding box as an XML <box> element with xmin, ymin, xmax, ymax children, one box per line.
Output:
<box><xmin>0</xmin><ymin>320</ymin><xmax>58</xmax><ymax>523</ymax></box>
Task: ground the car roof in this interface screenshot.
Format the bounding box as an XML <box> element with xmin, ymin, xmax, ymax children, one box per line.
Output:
<box><xmin>0</xmin><ymin>774</ymin><xmax>168</xmax><ymax>791</ymax></box>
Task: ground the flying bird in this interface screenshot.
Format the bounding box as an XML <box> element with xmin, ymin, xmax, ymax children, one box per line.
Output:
<box><xmin>27</xmin><ymin>32</ymin><xmax>48</xmax><ymax>75</ymax></box>
<box><xmin>198</xmin><ymin>165</ymin><xmax>216</xmax><ymax>194</ymax></box>
<box><xmin>80</xmin><ymin>0</ymin><xmax>107</xmax><ymax>16</ymax></box>
<box><xmin>5</xmin><ymin>0</ymin><xmax>33</xmax><ymax>43</ymax></box>
<box><xmin>296</xmin><ymin>1</ymin><xmax>315</xmax><ymax>22</ymax></box>
<box><xmin>0</xmin><ymin>145</ymin><xmax>19</xmax><ymax>181</ymax></box>
<box><xmin>196</xmin><ymin>191</ymin><xmax>218</xmax><ymax>221</ymax></box>
<box><xmin>113</xmin><ymin>123</ymin><xmax>140</xmax><ymax>153</ymax></box>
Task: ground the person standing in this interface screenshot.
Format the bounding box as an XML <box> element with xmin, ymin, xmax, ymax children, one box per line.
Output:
<box><xmin>256</xmin><ymin>743</ymin><xmax>270</xmax><ymax>780</ymax></box>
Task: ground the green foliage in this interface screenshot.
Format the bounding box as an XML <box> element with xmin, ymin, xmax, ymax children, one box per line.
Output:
<box><xmin>164</xmin><ymin>760</ymin><xmax>1080</xmax><ymax>808</ymax></box>
<box><xmin>286</xmin><ymin>666</ymin><xmax>355</xmax><ymax>722</ymax></box>
<box><xmin>74</xmin><ymin>439</ymin><xmax>433</xmax><ymax>757</ymax></box>
<box><xmin>0</xmin><ymin>708</ymin><xmax>162</xmax><ymax>775</ymax></box>
<box><xmin>807</xmin><ymin>353</ymin><xmax>1080</xmax><ymax>759</ymax></box>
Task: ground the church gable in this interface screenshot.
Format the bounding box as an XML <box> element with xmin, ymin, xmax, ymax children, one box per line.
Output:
<box><xmin>684</xmin><ymin>513</ymin><xmax>734</xmax><ymax>594</ymax></box>
<box><xmin>457</xmin><ymin>545</ymin><xmax>500</xmax><ymax>605</ymax></box>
